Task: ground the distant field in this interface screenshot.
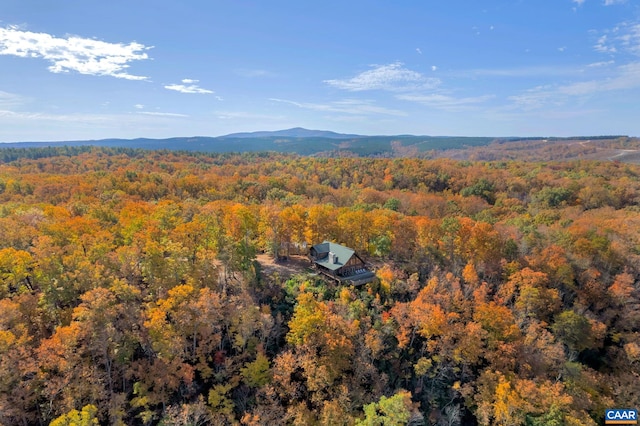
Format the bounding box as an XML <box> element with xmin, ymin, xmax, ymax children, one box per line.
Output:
<box><xmin>433</xmin><ymin>136</ymin><xmax>640</xmax><ymax>163</ymax></box>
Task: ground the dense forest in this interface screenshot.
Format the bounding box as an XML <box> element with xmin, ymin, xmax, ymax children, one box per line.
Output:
<box><xmin>1</xmin><ymin>147</ymin><xmax>639</xmax><ymax>425</ymax></box>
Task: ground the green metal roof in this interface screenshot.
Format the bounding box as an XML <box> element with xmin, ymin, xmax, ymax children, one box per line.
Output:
<box><xmin>311</xmin><ymin>241</ymin><xmax>355</xmax><ymax>271</ymax></box>
<box><xmin>349</xmin><ymin>271</ymin><xmax>376</xmax><ymax>286</ymax></box>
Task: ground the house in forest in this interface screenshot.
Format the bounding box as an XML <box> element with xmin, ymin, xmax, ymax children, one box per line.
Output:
<box><xmin>309</xmin><ymin>241</ymin><xmax>375</xmax><ymax>286</ymax></box>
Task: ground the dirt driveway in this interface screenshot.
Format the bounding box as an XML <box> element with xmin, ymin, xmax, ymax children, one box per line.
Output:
<box><xmin>256</xmin><ymin>254</ymin><xmax>312</xmax><ymax>279</ymax></box>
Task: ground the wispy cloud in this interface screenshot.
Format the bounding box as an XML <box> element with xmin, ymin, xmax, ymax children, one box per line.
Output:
<box><xmin>508</xmin><ymin>85</ymin><xmax>563</xmax><ymax>110</ymax></box>
<box><xmin>593</xmin><ymin>21</ymin><xmax>640</xmax><ymax>56</ymax></box>
<box><xmin>594</xmin><ymin>35</ymin><xmax>617</xmax><ymax>53</ymax></box>
<box><xmin>137</xmin><ymin>111</ymin><xmax>188</xmax><ymax>117</ymax></box>
<box><xmin>509</xmin><ymin>61</ymin><xmax>640</xmax><ymax>109</ymax></box>
<box><xmin>235</xmin><ymin>69</ymin><xmax>275</xmax><ymax>78</ymax></box>
<box><xmin>469</xmin><ymin>65</ymin><xmax>584</xmax><ymax>77</ymax></box>
<box><xmin>0</xmin><ymin>109</ymin><xmax>196</xmax><ymax>141</ymax></box>
<box><xmin>573</xmin><ymin>0</ymin><xmax>586</xmax><ymax>5</ymax></box>
<box><xmin>270</xmin><ymin>97</ymin><xmax>407</xmax><ymax>116</ymax></box>
<box><xmin>324</xmin><ymin>62</ymin><xmax>440</xmax><ymax>92</ymax></box>
<box><xmin>604</xmin><ymin>0</ymin><xmax>626</xmax><ymax>5</ymax></box>
<box><xmin>396</xmin><ymin>93</ymin><xmax>494</xmax><ymax>111</ymax></box>
<box><xmin>0</xmin><ymin>109</ymin><xmax>114</xmax><ymax>123</ymax></box>
<box><xmin>215</xmin><ymin>111</ymin><xmax>285</xmax><ymax>120</ymax></box>
<box><xmin>559</xmin><ymin>62</ymin><xmax>640</xmax><ymax>94</ymax></box>
<box><xmin>0</xmin><ymin>90</ymin><xmax>26</xmax><ymax>108</ymax></box>
<box><xmin>0</xmin><ymin>108</ymin><xmax>194</xmax><ymax>126</ymax></box>
<box><xmin>587</xmin><ymin>60</ymin><xmax>615</xmax><ymax>67</ymax></box>
<box><xmin>164</xmin><ymin>79</ymin><xmax>213</xmax><ymax>94</ymax></box>
<box><xmin>618</xmin><ymin>23</ymin><xmax>640</xmax><ymax>55</ymax></box>
<box><xmin>0</xmin><ymin>25</ymin><xmax>151</xmax><ymax>80</ymax></box>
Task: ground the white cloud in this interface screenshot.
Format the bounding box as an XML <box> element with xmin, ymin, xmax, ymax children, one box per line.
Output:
<box><xmin>509</xmin><ymin>61</ymin><xmax>640</xmax><ymax>109</ymax></box>
<box><xmin>431</xmin><ymin>65</ymin><xmax>437</xmax><ymax>71</ymax></box>
<box><xmin>416</xmin><ymin>48</ymin><xmax>422</xmax><ymax>55</ymax></box>
<box><xmin>137</xmin><ymin>111</ymin><xmax>188</xmax><ymax>117</ymax></box>
<box><xmin>594</xmin><ymin>35</ymin><xmax>617</xmax><ymax>53</ymax></box>
<box><xmin>332</xmin><ymin>99</ymin><xmax>408</xmax><ymax>115</ymax></box>
<box><xmin>0</xmin><ymin>109</ymin><xmax>114</xmax><ymax>123</ymax></box>
<box><xmin>270</xmin><ymin>97</ymin><xmax>407</xmax><ymax>116</ymax></box>
<box><xmin>0</xmin><ymin>25</ymin><xmax>151</xmax><ymax>80</ymax></box>
<box><xmin>508</xmin><ymin>85</ymin><xmax>563</xmax><ymax>110</ymax></box>
<box><xmin>215</xmin><ymin>111</ymin><xmax>285</xmax><ymax>120</ymax></box>
<box><xmin>397</xmin><ymin>93</ymin><xmax>494</xmax><ymax>111</ymax></box>
<box><xmin>587</xmin><ymin>60</ymin><xmax>615</xmax><ymax>67</ymax></box>
<box><xmin>164</xmin><ymin>79</ymin><xmax>213</xmax><ymax>94</ymax></box>
<box><xmin>0</xmin><ymin>90</ymin><xmax>25</xmax><ymax>108</ymax></box>
<box><xmin>324</xmin><ymin>62</ymin><xmax>440</xmax><ymax>92</ymax></box>
<box><xmin>134</xmin><ymin>104</ymin><xmax>144</xmax><ymax>109</ymax></box>
<box><xmin>468</xmin><ymin>65</ymin><xmax>584</xmax><ymax>77</ymax></box>
<box><xmin>573</xmin><ymin>0</ymin><xmax>586</xmax><ymax>5</ymax></box>
<box><xmin>236</xmin><ymin>69</ymin><xmax>275</xmax><ymax>78</ymax></box>
<box><xmin>560</xmin><ymin>62</ymin><xmax>640</xmax><ymax>94</ymax></box>
<box><xmin>593</xmin><ymin>22</ymin><xmax>640</xmax><ymax>56</ymax></box>
<box><xmin>0</xmin><ymin>109</ymin><xmax>200</xmax><ymax>141</ymax></box>
<box><xmin>604</xmin><ymin>0</ymin><xmax>626</xmax><ymax>5</ymax></box>
<box><xmin>618</xmin><ymin>23</ymin><xmax>640</xmax><ymax>55</ymax></box>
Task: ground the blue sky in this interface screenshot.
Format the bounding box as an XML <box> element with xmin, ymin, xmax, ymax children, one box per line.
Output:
<box><xmin>1</xmin><ymin>0</ymin><xmax>639</xmax><ymax>141</ymax></box>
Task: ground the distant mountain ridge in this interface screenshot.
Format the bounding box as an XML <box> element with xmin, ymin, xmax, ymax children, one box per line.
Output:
<box><xmin>221</xmin><ymin>127</ymin><xmax>364</xmax><ymax>139</ymax></box>
<box><xmin>0</xmin><ymin>128</ymin><xmax>632</xmax><ymax>161</ymax></box>
<box><xmin>0</xmin><ymin>131</ymin><xmax>495</xmax><ymax>157</ymax></box>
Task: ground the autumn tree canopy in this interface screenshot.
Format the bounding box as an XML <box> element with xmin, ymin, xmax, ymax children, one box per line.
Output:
<box><xmin>0</xmin><ymin>147</ymin><xmax>638</xmax><ymax>425</ymax></box>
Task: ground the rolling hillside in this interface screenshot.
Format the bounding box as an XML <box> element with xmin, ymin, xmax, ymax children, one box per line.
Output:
<box><xmin>0</xmin><ymin>128</ymin><xmax>498</xmax><ymax>157</ymax></box>
<box><xmin>2</xmin><ymin>128</ymin><xmax>636</xmax><ymax>161</ymax></box>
